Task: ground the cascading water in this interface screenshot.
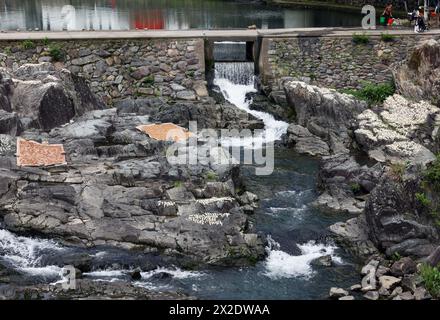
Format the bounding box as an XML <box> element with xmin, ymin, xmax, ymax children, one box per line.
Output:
<box><xmin>213</xmin><ymin>61</ymin><xmax>289</xmax><ymax>147</ymax></box>
<box><xmin>0</xmin><ymin>228</ymin><xmax>63</xmax><ymax>278</ymax></box>
<box><xmin>0</xmin><ymin>43</ymin><xmax>359</xmax><ymax>299</ymax></box>
<box><xmin>207</xmin><ymin>49</ymin><xmax>357</xmax><ymax>297</ymax></box>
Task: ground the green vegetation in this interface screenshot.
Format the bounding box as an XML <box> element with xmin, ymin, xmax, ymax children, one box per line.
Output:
<box><xmin>22</xmin><ymin>40</ymin><xmax>36</xmax><ymax>50</ymax></box>
<box><xmin>142</xmin><ymin>75</ymin><xmax>155</xmax><ymax>86</ymax></box>
<box><xmin>392</xmin><ymin>252</ymin><xmax>402</xmax><ymax>262</ymax></box>
<box><xmin>48</xmin><ymin>44</ymin><xmax>64</xmax><ymax>61</ymax></box>
<box><xmin>173</xmin><ymin>180</ymin><xmax>183</xmax><ymax>188</ymax></box>
<box><xmin>205</xmin><ymin>171</ymin><xmax>218</xmax><ymax>182</ymax></box>
<box><xmin>380</xmin><ymin>33</ymin><xmax>395</xmax><ymax>42</ymax></box>
<box><xmin>352</xmin><ymin>33</ymin><xmax>369</xmax><ymax>45</ymax></box>
<box><xmin>350</xmin><ymin>183</ymin><xmax>361</xmax><ymax>194</ymax></box>
<box><xmin>42</xmin><ymin>37</ymin><xmax>50</xmax><ymax>46</ymax></box>
<box><xmin>341</xmin><ymin>81</ymin><xmax>395</xmax><ymax>105</ymax></box>
<box><xmin>389</xmin><ymin>162</ymin><xmax>406</xmax><ymax>181</ymax></box>
<box><xmin>416</xmin><ymin>155</ymin><xmax>440</xmax><ymax>227</ymax></box>
<box><xmin>4</xmin><ymin>46</ymin><xmax>12</xmax><ymax>55</ymax></box>
<box><xmin>420</xmin><ymin>264</ymin><xmax>440</xmax><ymax>298</ymax></box>
<box><xmin>424</xmin><ymin>154</ymin><xmax>440</xmax><ymax>190</ymax></box>
<box><xmin>416</xmin><ymin>192</ymin><xmax>431</xmax><ymax>207</ymax></box>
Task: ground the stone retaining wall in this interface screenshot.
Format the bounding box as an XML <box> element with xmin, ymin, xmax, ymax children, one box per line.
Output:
<box><xmin>0</xmin><ymin>38</ymin><xmax>206</xmax><ymax>105</ymax></box>
<box><xmin>261</xmin><ymin>34</ymin><xmax>440</xmax><ymax>93</ymax></box>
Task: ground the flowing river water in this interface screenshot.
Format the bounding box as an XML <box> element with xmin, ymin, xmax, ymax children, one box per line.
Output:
<box><xmin>0</xmin><ymin>58</ymin><xmax>361</xmax><ymax>299</ymax></box>
<box><xmin>0</xmin><ymin>0</ymin><xmax>361</xmax><ymax>31</ymax></box>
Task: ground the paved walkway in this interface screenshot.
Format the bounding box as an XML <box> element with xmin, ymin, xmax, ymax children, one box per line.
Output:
<box><xmin>0</xmin><ymin>28</ymin><xmax>439</xmax><ymax>41</ymax></box>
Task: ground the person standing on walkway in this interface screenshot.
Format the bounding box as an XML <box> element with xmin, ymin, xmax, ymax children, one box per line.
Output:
<box><xmin>382</xmin><ymin>3</ymin><xmax>394</xmax><ymax>26</ymax></box>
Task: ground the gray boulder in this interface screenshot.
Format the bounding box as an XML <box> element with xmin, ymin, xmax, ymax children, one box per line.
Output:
<box><xmin>0</xmin><ymin>72</ymin><xmax>13</xmax><ymax>112</ymax></box>
<box><xmin>355</xmin><ymin>95</ymin><xmax>439</xmax><ymax>166</ymax></box>
<box><xmin>393</xmin><ymin>39</ymin><xmax>440</xmax><ymax>107</ymax></box>
<box><xmin>390</xmin><ymin>257</ymin><xmax>417</xmax><ymax>276</ymax></box>
<box><xmin>314</xmin><ymin>153</ymin><xmax>383</xmax><ymax>214</ymax></box>
<box><xmin>0</xmin><ymin>110</ymin><xmax>21</xmax><ymax>136</ymax></box>
<box><xmin>365</xmin><ymin>174</ymin><xmax>440</xmax><ymax>257</ymax></box>
<box><xmin>284</xmin><ymin>81</ymin><xmax>367</xmax><ymax>154</ymax></box>
<box><xmin>5</xmin><ymin>63</ymin><xmax>104</xmax><ymax>131</ymax></box>
<box><xmin>286</xmin><ymin>124</ymin><xmax>330</xmax><ymax>157</ymax></box>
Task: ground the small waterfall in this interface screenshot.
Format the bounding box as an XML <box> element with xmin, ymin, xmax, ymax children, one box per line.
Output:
<box><xmin>213</xmin><ymin>61</ymin><xmax>289</xmax><ymax>147</ymax></box>
<box><xmin>214</xmin><ymin>62</ymin><xmax>255</xmax><ymax>85</ymax></box>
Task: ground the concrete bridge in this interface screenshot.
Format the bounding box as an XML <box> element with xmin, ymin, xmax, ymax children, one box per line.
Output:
<box><xmin>1</xmin><ymin>27</ymin><xmax>440</xmax><ymax>41</ymax></box>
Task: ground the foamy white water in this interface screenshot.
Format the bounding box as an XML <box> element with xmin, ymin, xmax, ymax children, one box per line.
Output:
<box><xmin>0</xmin><ymin>228</ymin><xmax>63</xmax><ymax>276</ymax></box>
<box><xmin>141</xmin><ymin>267</ymin><xmax>205</xmax><ymax>280</ymax></box>
<box><xmin>83</xmin><ymin>270</ymin><xmax>129</xmax><ymax>277</ymax></box>
<box><xmin>214</xmin><ymin>62</ymin><xmax>289</xmax><ymax>147</ymax></box>
<box><xmin>263</xmin><ymin>236</ymin><xmax>341</xmax><ymax>279</ymax></box>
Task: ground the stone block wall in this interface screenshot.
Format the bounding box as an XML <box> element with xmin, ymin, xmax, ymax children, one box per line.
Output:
<box><xmin>0</xmin><ymin>38</ymin><xmax>206</xmax><ymax>105</ymax></box>
<box><xmin>261</xmin><ymin>34</ymin><xmax>440</xmax><ymax>93</ymax></box>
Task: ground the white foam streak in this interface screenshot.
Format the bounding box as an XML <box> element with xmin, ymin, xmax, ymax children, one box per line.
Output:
<box><xmin>263</xmin><ymin>237</ymin><xmax>340</xmax><ymax>279</ymax></box>
<box><xmin>0</xmin><ymin>229</ymin><xmax>63</xmax><ymax>276</ymax></box>
<box><xmin>141</xmin><ymin>267</ymin><xmax>205</xmax><ymax>280</ymax></box>
<box><xmin>84</xmin><ymin>270</ymin><xmax>129</xmax><ymax>277</ymax></box>
<box><xmin>213</xmin><ymin>63</ymin><xmax>289</xmax><ymax>147</ymax></box>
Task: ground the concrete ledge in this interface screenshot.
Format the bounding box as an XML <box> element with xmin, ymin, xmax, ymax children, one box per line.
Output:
<box><xmin>1</xmin><ymin>28</ymin><xmax>440</xmax><ymax>41</ymax></box>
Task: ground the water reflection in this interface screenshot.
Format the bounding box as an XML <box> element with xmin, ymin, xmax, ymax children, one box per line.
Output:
<box><xmin>0</xmin><ymin>0</ymin><xmax>361</xmax><ymax>31</ymax></box>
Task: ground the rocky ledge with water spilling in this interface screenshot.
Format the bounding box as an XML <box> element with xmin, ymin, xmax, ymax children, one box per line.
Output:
<box><xmin>257</xmin><ymin>39</ymin><xmax>440</xmax><ymax>300</ymax></box>
<box><xmin>0</xmin><ymin>62</ymin><xmax>268</xmax><ymax>298</ymax></box>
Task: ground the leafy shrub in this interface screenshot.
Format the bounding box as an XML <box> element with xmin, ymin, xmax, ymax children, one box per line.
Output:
<box><xmin>342</xmin><ymin>81</ymin><xmax>395</xmax><ymax>105</ymax></box>
<box><xmin>48</xmin><ymin>44</ymin><xmax>64</xmax><ymax>61</ymax></box>
<box><xmin>380</xmin><ymin>33</ymin><xmax>395</xmax><ymax>42</ymax></box>
<box><xmin>424</xmin><ymin>154</ymin><xmax>440</xmax><ymax>190</ymax></box>
<box><xmin>415</xmin><ymin>192</ymin><xmax>431</xmax><ymax>207</ymax></box>
<box><xmin>22</xmin><ymin>40</ymin><xmax>35</xmax><ymax>50</ymax></box>
<box><xmin>352</xmin><ymin>33</ymin><xmax>370</xmax><ymax>44</ymax></box>
<box><xmin>42</xmin><ymin>37</ymin><xmax>50</xmax><ymax>46</ymax></box>
<box><xmin>420</xmin><ymin>264</ymin><xmax>440</xmax><ymax>298</ymax></box>
<box><xmin>205</xmin><ymin>171</ymin><xmax>218</xmax><ymax>182</ymax></box>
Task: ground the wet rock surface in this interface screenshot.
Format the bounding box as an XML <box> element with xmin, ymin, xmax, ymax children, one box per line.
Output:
<box><xmin>0</xmin><ymin>279</ymin><xmax>192</xmax><ymax>300</ymax></box>
<box><xmin>0</xmin><ymin>65</ymin><xmax>266</xmax><ymax>275</ymax></box>
<box><xmin>277</xmin><ymin>44</ymin><xmax>440</xmax><ymax>300</ymax></box>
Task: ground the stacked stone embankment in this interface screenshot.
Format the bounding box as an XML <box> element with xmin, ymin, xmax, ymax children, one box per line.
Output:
<box><xmin>0</xmin><ymin>38</ymin><xmax>207</xmax><ymax>105</ymax></box>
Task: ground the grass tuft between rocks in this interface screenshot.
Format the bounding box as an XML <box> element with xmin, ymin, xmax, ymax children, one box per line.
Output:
<box><xmin>341</xmin><ymin>81</ymin><xmax>395</xmax><ymax>105</ymax></box>
<box><xmin>420</xmin><ymin>264</ymin><xmax>440</xmax><ymax>298</ymax></box>
<box><xmin>352</xmin><ymin>33</ymin><xmax>370</xmax><ymax>45</ymax></box>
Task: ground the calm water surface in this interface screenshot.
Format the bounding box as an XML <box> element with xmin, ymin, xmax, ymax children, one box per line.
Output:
<box><xmin>0</xmin><ymin>0</ymin><xmax>361</xmax><ymax>31</ymax></box>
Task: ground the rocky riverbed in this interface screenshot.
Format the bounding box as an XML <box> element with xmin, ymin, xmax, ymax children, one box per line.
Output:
<box><xmin>253</xmin><ymin>38</ymin><xmax>440</xmax><ymax>300</ymax></box>
<box><xmin>2</xmin><ymin>38</ymin><xmax>440</xmax><ymax>301</ymax></box>
<box><xmin>0</xmin><ymin>61</ymin><xmax>269</xmax><ymax>299</ymax></box>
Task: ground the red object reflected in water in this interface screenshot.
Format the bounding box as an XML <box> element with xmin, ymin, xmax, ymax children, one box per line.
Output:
<box><xmin>133</xmin><ymin>10</ymin><xmax>165</xmax><ymax>29</ymax></box>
